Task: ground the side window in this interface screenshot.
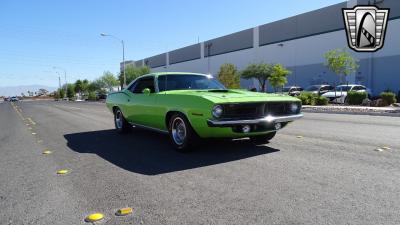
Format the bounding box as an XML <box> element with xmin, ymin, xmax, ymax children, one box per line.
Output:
<box><xmin>127</xmin><ymin>81</ymin><xmax>138</xmax><ymax>93</ymax></box>
<box><xmin>320</xmin><ymin>86</ymin><xmax>329</xmax><ymax>91</ymax></box>
<box><xmin>352</xmin><ymin>86</ymin><xmax>360</xmax><ymax>91</ymax></box>
<box><xmin>131</xmin><ymin>77</ymin><xmax>155</xmax><ymax>94</ymax></box>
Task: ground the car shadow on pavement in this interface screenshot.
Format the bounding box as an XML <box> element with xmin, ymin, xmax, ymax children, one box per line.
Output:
<box><xmin>64</xmin><ymin>129</ymin><xmax>279</xmax><ymax>175</ymax></box>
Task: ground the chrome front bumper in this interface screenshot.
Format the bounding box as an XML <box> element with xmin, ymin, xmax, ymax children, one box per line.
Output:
<box><xmin>207</xmin><ymin>114</ymin><xmax>303</xmax><ymax>127</ymax></box>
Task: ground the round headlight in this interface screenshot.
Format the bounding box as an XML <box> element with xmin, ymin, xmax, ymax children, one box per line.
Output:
<box><xmin>290</xmin><ymin>103</ymin><xmax>299</xmax><ymax>113</ymax></box>
<box><xmin>212</xmin><ymin>105</ymin><xmax>223</xmax><ymax>118</ymax></box>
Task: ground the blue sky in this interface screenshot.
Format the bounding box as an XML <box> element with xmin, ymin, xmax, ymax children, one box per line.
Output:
<box><xmin>0</xmin><ymin>0</ymin><xmax>344</xmax><ymax>87</ymax></box>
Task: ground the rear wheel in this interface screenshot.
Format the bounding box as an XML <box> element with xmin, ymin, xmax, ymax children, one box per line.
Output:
<box><xmin>114</xmin><ymin>108</ymin><xmax>131</xmax><ymax>133</ymax></box>
<box><xmin>249</xmin><ymin>132</ymin><xmax>276</xmax><ymax>145</ymax></box>
<box><xmin>168</xmin><ymin>113</ymin><xmax>198</xmax><ymax>152</ymax></box>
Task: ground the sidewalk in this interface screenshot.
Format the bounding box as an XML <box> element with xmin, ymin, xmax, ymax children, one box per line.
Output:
<box><xmin>302</xmin><ymin>105</ymin><xmax>400</xmax><ymax>117</ymax></box>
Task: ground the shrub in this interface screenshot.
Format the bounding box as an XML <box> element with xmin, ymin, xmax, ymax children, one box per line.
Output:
<box><xmin>347</xmin><ymin>91</ymin><xmax>367</xmax><ymax>105</ymax></box>
<box><xmin>53</xmin><ymin>91</ymin><xmax>60</xmax><ymax>100</ymax></box>
<box><xmin>297</xmin><ymin>92</ymin><xmax>316</xmax><ymax>105</ymax></box>
<box><xmin>380</xmin><ymin>92</ymin><xmax>397</xmax><ymax>105</ymax></box>
<box><xmin>314</xmin><ymin>95</ymin><xmax>329</xmax><ymax>105</ymax></box>
<box><xmin>88</xmin><ymin>91</ymin><xmax>97</xmax><ymax>101</ymax></box>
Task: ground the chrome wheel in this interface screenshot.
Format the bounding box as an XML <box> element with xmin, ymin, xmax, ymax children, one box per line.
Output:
<box><xmin>171</xmin><ymin>117</ymin><xmax>186</xmax><ymax>145</ymax></box>
<box><xmin>115</xmin><ymin>110</ymin><xmax>123</xmax><ymax>129</ymax></box>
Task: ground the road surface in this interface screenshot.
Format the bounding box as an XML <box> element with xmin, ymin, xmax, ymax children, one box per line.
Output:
<box><xmin>1</xmin><ymin>100</ymin><xmax>400</xmax><ymax>225</ymax></box>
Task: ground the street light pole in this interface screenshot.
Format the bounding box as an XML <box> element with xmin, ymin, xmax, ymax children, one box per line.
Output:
<box><xmin>53</xmin><ymin>66</ymin><xmax>67</xmax><ymax>99</ymax></box>
<box><xmin>101</xmin><ymin>33</ymin><xmax>126</xmax><ymax>87</ymax></box>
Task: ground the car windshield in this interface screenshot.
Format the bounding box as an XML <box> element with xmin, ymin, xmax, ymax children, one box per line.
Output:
<box><xmin>158</xmin><ymin>74</ymin><xmax>226</xmax><ymax>91</ymax></box>
<box><xmin>305</xmin><ymin>85</ymin><xmax>319</xmax><ymax>91</ymax></box>
<box><xmin>335</xmin><ymin>86</ymin><xmax>352</xmax><ymax>92</ymax></box>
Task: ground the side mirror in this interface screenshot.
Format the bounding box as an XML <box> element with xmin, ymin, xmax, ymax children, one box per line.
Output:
<box><xmin>142</xmin><ymin>88</ymin><xmax>151</xmax><ymax>95</ymax></box>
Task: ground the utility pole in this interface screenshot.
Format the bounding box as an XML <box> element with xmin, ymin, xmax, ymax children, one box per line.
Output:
<box><xmin>53</xmin><ymin>67</ymin><xmax>67</xmax><ymax>99</ymax></box>
<box><xmin>101</xmin><ymin>33</ymin><xmax>127</xmax><ymax>87</ymax></box>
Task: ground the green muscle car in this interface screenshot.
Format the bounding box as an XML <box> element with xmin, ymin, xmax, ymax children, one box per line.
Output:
<box><xmin>106</xmin><ymin>72</ymin><xmax>303</xmax><ymax>151</ymax></box>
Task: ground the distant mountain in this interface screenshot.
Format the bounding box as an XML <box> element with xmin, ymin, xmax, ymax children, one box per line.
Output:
<box><xmin>0</xmin><ymin>85</ymin><xmax>57</xmax><ymax>97</ymax></box>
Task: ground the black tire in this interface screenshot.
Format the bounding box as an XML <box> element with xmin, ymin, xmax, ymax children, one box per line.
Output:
<box><xmin>168</xmin><ymin>113</ymin><xmax>198</xmax><ymax>152</ymax></box>
<box><xmin>114</xmin><ymin>108</ymin><xmax>131</xmax><ymax>133</ymax></box>
<box><xmin>249</xmin><ymin>132</ymin><xmax>276</xmax><ymax>145</ymax></box>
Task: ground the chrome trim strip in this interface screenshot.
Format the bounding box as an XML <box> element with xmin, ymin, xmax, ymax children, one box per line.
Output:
<box><xmin>129</xmin><ymin>122</ymin><xmax>169</xmax><ymax>134</ymax></box>
<box><xmin>207</xmin><ymin>114</ymin><xmax>303</xmax><ymax>126</ymax></box>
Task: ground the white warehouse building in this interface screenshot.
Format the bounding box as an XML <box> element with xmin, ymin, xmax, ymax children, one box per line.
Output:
<box><xmin>126</xmin><ymin>0</ymin><xmax>400</xmax><ymax>96</ymax></box>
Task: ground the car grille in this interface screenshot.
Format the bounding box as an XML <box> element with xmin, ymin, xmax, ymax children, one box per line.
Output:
<box><xmin>220</xmin><ymin>102</ymin><xmax>300</xmax><ymax>120</ymax></box>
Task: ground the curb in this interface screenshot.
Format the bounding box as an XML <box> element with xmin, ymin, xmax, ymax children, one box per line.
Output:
<box><xmin>302</xmin><ymin>108</ymin><xmax>400</xmax><ymax>117</ymax></box>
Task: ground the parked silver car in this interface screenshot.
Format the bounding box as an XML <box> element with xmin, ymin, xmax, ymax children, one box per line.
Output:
<box><xmin>304</xmin><ymin>85</ymin><xmax>334</xmax><ymax>96</ymax></box>
<box><xmin>322</xmin><ymin>85</ymin><xmax>372</xmax><ymax>104</ymax></box>
<box><xmin>282</xmin><ymin>86</ymin><xmax>303</xmax><ymax>96</ymax></box>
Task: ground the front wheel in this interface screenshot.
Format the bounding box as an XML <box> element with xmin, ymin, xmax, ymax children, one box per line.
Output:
<box><xmin>168</xmin><ymin>113</ymin><xmax>198</xmax><ymax>152</ymax></box>
<box><xmin>249</xmin><ymin>132</ymin><xmax>276</xmax><ymax>145</ymax></box>
<box><xmin>114</xmin><ymin>108</ymin><xmax>131</xmax><ymax>133</ymax></box>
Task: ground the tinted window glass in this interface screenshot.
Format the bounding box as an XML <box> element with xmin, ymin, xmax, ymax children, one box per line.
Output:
<box><xmin>335</xmin><ymin>86</ymin><xmax>352</xmax><ymax>92</ymax></box>
<box><xmin>305</xmin><ymin>86</ymin><xmax>319</xmax><ymax>91</ymax></box>
<box><xmin>320</xmin><ymin>86</ymin><xmax>332</xmax><ymax>91</ymax></box>
<box><xmin>357</xmin><ymin>86</ymin><xmax>366</xmax><ymax>90</ymax></box>
<box><xmin>158</xmin><ymin>74</ymin><xmax>226</xmax><ymax>91</ymax></box>
<box><xmin>130</xmin><ymin>77</ymin><xmax>155</xmax><ymax>93</ymax></box>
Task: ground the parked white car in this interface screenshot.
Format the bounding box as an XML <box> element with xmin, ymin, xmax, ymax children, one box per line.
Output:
<box><xmin>322</xmin><ymin>85</ymin><xmax>372</xmax><ymax>104</ymax></box>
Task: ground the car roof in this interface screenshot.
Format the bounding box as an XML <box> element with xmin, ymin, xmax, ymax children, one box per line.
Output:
<box><xmin>336</xmin><ymin>84</ymin><xmax>363</xmax><ymax>87</ymax></box>
<box><xmin>126</xmin><ymin>72</ymin><xmax>212</xmax><ymax>88</ymax></box>
<box><xmin>309</xmin><ymin>84</ymin><xmax>332</xmax><ymax>87</ymax></box>
<box><xmin>141</xmin><ymin>72</ymin><xmax>210</xmax><ymax>78</ymax></box>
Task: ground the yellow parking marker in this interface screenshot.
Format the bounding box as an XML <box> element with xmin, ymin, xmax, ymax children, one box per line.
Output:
<box><xmin>381</xmin><ymin>146</ymin><xmax>391</xmax><ymax>150</ymax></box>
<box><xmin>56</xmin><ymin>169</ymin><xmax>69</xmax><ymax>175</ymax></box>
<box><xmin>116</xmin><ymin>207</ymin><xmax>133</xmax><ymax>216</ymax></box>
<box><xmin>31</xmin><ymin>132</ymin><xmax>37</xmax><ymax>135</ymax></box>
<box><xmin>42</xmin><ymin>150</ymin><xmax>52</xmax><ymax>155</ymax></box>
<box><xmin>375</xmin><ymin>148</ymin><xmax>384</xmax><ymax>152</ymax></box>
<box><xmin>85</xmin><ymin>213</ymin><xmax>104</xmax><ymax>222</ymax></box>
<box><xmin>296</xmin><ymin>135</ymin><xmax>303</xmax><ymax>138</ymax></box>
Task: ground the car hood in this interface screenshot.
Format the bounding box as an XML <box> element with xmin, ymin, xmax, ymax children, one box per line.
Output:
<box><xmin>164</xmin><ymin>89</ymin><xmax>300</xmax><ymax>103</ymax></box>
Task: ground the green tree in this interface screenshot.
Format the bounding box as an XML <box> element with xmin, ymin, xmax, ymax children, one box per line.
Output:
<box><xmin>66</xmin><ymin>83</ymin><xmax>75</xmax><ymax>99</ymax></box>
<box><xmin>88</xmin><ymin>79</ymin><xmax>106</xmax><ymax>92</ymax></box>
<box><xmin>268</xmin><ymin>64</ymin><xmax>291</xmax><ymax>92</ymax></box>
<box><xmin>100</xmin><ymin>71</ymin><xmax>119</xmax><ymax>92</ymax></box>
<box><xmin>217</xmin><ymin>63</ymin><xmax>240</xmax><ymax>89</ymax></box>
<box><xmin>241</xmin><ymin>63</ymin><xmax>273</xmax><ymax>92</ymax></box>
<box><xmin>324</xmin><ymin>48</ymin><xmax>359</xmax><ymax>84</ymax></box>
<box><xmin>59</xmin><ymin>88</ymin><xmax>65</xmax><ymax>99</ymax></box>
<box><xmin>120</xmin><ymin>65</ymin><xmax>151</xmax><ymax>86</ymax></box>
<box><xmin>74</xmin><ymin>80</ymin><xmax>83</xmax><ymax>94</ymax></box>
<box><xmin>81</xmin><ymin>79</ymin><xmax>89</xmax><ymax>92</ymax></box>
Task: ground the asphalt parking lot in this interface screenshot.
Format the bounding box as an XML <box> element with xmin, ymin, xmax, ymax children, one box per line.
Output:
<box><xmin>1</xmin><ymin>100</ymin><xmax>400</xmax><ymax>225</ymax></box>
